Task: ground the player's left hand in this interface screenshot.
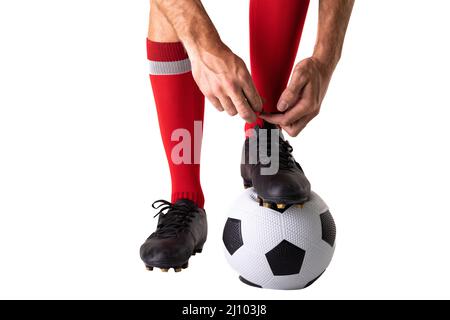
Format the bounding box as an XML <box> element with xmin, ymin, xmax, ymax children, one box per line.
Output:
<box><xmin>260</xmin><ymin>57</ymin><xmax>332</xmax><ymax>137</ymax></box>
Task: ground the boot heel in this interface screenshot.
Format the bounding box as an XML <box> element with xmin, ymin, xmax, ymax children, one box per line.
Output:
<box><xmin>192</xmin><ymin>247</ymin><xmax>203</xmax><ymax>256</ymax></box>
<box><xmin>243</xmin><ymin>179</ymin><xmax>252</xmax><ymax>189</ymax></box>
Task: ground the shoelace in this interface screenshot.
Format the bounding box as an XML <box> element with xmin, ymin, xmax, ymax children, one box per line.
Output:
<box><xmin>263</xmin><ymin>133</ymin><xmax>295</xmax><ymax>169</ymax></box>
<box><xmin>152</xmin><ymin>200</ymin><xmax>196</xmax><ymax>238</ymax></box>
<box><xmin>278</xmin><ymin>139</ymin><xmax>295</xmax><ymax>169</ymax></box>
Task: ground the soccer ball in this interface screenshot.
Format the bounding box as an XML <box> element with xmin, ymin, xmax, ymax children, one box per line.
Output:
<box><xmin>222</xmin><ymin>188</ymin><xmax>336</xmax><ymax>290</ymax></box>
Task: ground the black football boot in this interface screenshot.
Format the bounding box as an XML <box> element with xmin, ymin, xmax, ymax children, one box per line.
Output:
<box><xmin>241</xmin><ymin>121</ymin><xmax>311</xmax><ymax>209</ymax></box>
<box><xmin>140</xmin><ymin>199</ymin><xmax>207</xmax><ymax>272</ymax></box>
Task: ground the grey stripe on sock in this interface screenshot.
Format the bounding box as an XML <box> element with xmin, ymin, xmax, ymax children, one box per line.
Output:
<box><xmin>149</xmin><ymin>59</ymin><xmax>192</xmax><ymax>75</ymax></box>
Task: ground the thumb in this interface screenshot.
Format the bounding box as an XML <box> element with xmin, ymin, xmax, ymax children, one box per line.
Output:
<box><xmin>277</xmin><ymin>74</ymin><xmax>308</xmax><ymax>112</ymax></box>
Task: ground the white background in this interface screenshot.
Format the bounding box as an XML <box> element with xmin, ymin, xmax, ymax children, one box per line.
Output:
<box><xmin>0</xmin><ymin>0</ymin><xmax>449</xmax><ymax>300</ymax></box>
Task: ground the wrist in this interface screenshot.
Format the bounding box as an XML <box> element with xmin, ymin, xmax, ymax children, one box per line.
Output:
<box><xmin>186</xmin><ymin>37</ymin><xmax>231</xmax><ymax>63</ymax></box>
<box><xmin>312</xmin><ymin>46</ymin><xmax>340</xmax><ymax>79</ymax></box>
<box><xmin>311</xmin><ymin>56</ymin><xmax>335</xmax><ymax>81</ymax></box>
<box><xmin>177</xmin><ymin>20</ymin><xmax>226</xmax><ymax>60</ymax></box>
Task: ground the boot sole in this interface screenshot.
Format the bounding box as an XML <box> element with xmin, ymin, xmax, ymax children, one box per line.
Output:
<box><xmin>144</xmin><ymin>247</ymin><xmax>203</xmax><ymax>273</ymax></box>
<box><xmin>244</xmin><ymin>181</ymin><xmax>309</xmax><ymax>207</ymax></box>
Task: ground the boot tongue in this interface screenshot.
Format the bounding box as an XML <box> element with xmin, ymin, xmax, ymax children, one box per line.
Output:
<box><xmin>261</xmin><ymin>120</ymin><xmax>278</xmax><ymax>130</ymax></box>
<box><xmin>265</xmin><ymin>121</ymin><xmax>285</xmax><ymax>140</ymax></box>
<box><xmin>278</xmin><ymin>129</ymin><xmax>285</xmax><ymax>141</ymax></box>
<box><xmin>174</xmin><ymin>199</ymin><xmax>197</xmax><ymax>209</ymax></box>
<box><xmin>254</xmin><ymin>121</ymin><xmax>284</xmax><ymax>141</ymax></box>
<box><xmin>254</xmin><ymin>120</ymin><xmax>278</xmax><ymax>130</ymax></box>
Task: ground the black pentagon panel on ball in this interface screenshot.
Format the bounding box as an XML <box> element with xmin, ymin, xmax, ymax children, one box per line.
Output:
<box><xmin>303</xmin><ymin>270</ymin><xmax>325</xmax><ymax>288</ymax></box>
<box><xmin>223</xmin><ymin>218</ymin><xmax>244</xmax><ymax>255</ymax></box>
<box><xmin>265</xmin><ymin>240</ymin><xmax>306</xmax><ymax>276</ymax></box>
<box><xmin>239</xmin><ymin>276</ymin><xmax>262</xmax><ymax>288</ymax></box>
<box><xmin>320</xmin><ymin>210</ymin><xmax>336</xmax><ymax>247</ymax></box>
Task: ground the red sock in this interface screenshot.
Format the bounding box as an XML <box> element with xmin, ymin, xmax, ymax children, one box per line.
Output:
<box><xmin>148</xmin><ymin>39</ymin><xmax>205</xmax><ymax>208</ymax></box>
<box><xmin>245</xmin><ymin>0</ymin><xmax>310</xmax><ymax>132</ymax></box>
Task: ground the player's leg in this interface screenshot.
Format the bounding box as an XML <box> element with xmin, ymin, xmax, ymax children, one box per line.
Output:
<box><xmin>248</xmin><ymin>0</ymin><xmax>310</xmax><ymax>119</ymax></box>
<box><xmin>241</xmin><ymin>0</ymin><xmax>311</xmax><ymax>207</ymax></box>
<box><xmin>140</xmin><ymin>1</ymin><xmax>207</xmax><ymax>272</ymax></box>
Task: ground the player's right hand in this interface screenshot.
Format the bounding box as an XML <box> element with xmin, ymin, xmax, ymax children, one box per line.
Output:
<box><xmin>189</xmin><ymin>43</ymin><xmax>263</xmax><ymax>123</ymax></box>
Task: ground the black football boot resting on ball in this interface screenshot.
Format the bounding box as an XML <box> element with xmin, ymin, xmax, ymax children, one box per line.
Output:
<box><xmin>241</xmin><ymin>121</ymin><xmax>311</xmax><ymax>209</ymax></box>
<box><xmin>140</xmin><ymin>199</ymin><xmax>207</xmax><ymax>272</ymax></box>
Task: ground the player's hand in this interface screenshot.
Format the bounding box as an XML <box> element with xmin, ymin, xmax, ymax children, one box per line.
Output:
<box><xmin>260</xmin><ymin>57</ymin><xmax>332</xmax><ymax>137</ymax></box>
<box><xmin>190</xmin><ymin>43</ymin><xmax>263</xmax><ymax>123</ymax></box>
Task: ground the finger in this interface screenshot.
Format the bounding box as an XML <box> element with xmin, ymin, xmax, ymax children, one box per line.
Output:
<box><xmin>259</xmin><ymin>99</ymin><xmax>309</xmax><ymax>127</ymax></box>
<box><xmin>229</xmin><ymin>92</ymin><xmax>257</xmax><ymax>123</ymax></box>
<box><xmin>281</xmin><ymin>115</ymin><xmax>313</xmax><ymax>137</ymax></box>
<box><xmin>208</xmin><ymin>96</ymin><xmax>224</xmax><ymax>112</ymax></box>
<box><xmin>220</xmin><ymin>96</ymin><xmax>238</xmax><ymax>116</ymax></box>
<box><xmin>277</xmin><ymin>82</ymin><xmax>314</xmax><ymax>123</ymax></box>
<box><xmin>283</xmin><ymin>98</ymin><xmax>311</xmax><ymax>122</ymax></box>
<box><xmin>241</xmin><ymin>76</ymin><xmax>263</xmax><ymax>112</ymax></box>
<box><xmin>282</xmin><ymin>121</ymin><xmax>305</xmax><ymax>137</ymax></box>
<box><xmin>277</xmin><ymin>73</ymin><xmax>309</xmax><ymax>112</ymax></box>
<box><xmin>259</xmin><ymin>113</ymin><xmax>286</xmax><ymax>126</ymax></box>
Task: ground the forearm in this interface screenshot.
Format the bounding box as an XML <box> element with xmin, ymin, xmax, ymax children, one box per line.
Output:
<box><xmin>313</xmin><ymin>0</ymin><xmax>355</xmax><ymax>76</ymax></box>
<box><xmin>153</xmin><ymin>0</ymin><xmax>226</xmax><ymax>57</ymax></box>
